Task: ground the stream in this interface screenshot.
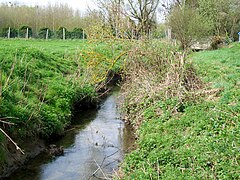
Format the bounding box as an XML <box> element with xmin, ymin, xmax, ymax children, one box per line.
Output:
<box><xmin>7</xmin><ymin>90</ymin><xmax>134</xmax><ymax>180</ymax></box>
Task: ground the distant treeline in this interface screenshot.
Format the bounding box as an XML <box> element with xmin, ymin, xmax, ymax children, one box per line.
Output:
<box><xmin>0</xmin><ymin>3</ymin><xmax>88</xmax><ymax>39</ymax></box>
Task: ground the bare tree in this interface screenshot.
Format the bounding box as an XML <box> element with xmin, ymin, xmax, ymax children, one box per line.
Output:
<box><xmin>96</xmin><ymin>0</ymin><xmax>125</xmax><ymax>37</ymax></box>
<box><xmin>126</xmin><ymin>0</ymin><xmax>160</xmax><ymax>37</ymax></box>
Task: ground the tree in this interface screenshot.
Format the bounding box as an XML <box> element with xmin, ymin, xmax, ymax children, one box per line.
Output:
<box><xmin>198</xmin><ymin>0</ymin><xmax>240</xmax><ymax>40</ymax></box>
<box><xmin>126</xmin><ymin>0</ymin><xmax>160</xmax><ymax>37</ymax></box>
<box><xmin>96</xmin><ymin>0</ymin><xmax>127</xmax><ymax>37</ymax></box>
<box><xmin>168</xmin><ymin>5</ymin><xmax>213</xmax><ymax>49</ymax></box>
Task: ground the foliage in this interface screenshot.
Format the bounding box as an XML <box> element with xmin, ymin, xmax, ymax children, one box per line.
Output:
<box><xmin>0</xmin><ymin>3</ymin><xmax>83</xmax><ymax>36</ymax></box>
<box><xmin>168</xmin><ymin>5</ymin><xmax>213</xmax><ymax>49</ymax></box>
<box><xmin>70</xmin><ymin>28</ymin><xmax>87</xmax><ymax>39</ymax></box>
<box><xmin>56</xmin><ymin>27</ymin><xmax>70</xmax><ymax>39</ymax></box>
<box><xmin>19</xmin><ymin>26</ymin><xmax>32</xmax><ymax>38</ymax></box>
<box><xmin>0</xmin><ymin>27</ymin><xmax>18</xmax><ymax>38</ymax></box>
<box><xmin>38</xmin><ymin>28</ymin><xmax>53</xmax><ymax>39</ymax></box>
<box><xmin>119</xmin><ymin>42</ymin><xmax>240</xmax><ymax>179</ymax></box>
<box><xmin>0</xmin><ymin>39</ymin><xmax>129</xmax><ymax>170</ymax></box>
<box><xmin>198</xmin><ymin>0</ymin><xmax>240</xmax><ymax>39</ymax></box>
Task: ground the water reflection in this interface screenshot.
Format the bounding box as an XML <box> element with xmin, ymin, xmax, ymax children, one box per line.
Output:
<box><xmin>7</xmin><ymin>91</ymin><xmax>134</xmax><ymax>180</ymax></box>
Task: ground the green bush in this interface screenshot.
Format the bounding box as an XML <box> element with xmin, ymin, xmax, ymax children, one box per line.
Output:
<box><xmin>19</xmin><ymin>25</ymin><xmax>32</xmax><ymax>38</ymax></box>
<box><xmin>38</xmin><ymin>28</ymin><xmax>53</xmax><ymax>39</ymax></box>
<box><xmin>56</xmin><ymin>27</ymin><xmax>70</xmax><ymax>39</ymax></box>
<box><xmin>70</xmin><ymin>28</ymin><xmax>87</xmax><ymax>39</ymax></box>
<box><xmin>1</xmin><ymin>27</ymin><xmax>18</xmax><ymax>38</ymax></box>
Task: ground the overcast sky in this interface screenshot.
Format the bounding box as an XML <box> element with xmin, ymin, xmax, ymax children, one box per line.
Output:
<box><xmin>0</xmin><ymin>0</ymin><xmax>97</xmax><ymax>12</ymax></box>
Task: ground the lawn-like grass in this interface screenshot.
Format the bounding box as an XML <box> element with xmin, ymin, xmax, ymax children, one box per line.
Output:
<box><xmin>121</xmin><ymin>43</ymin><xmax>240</xmax><ymax>179</ymax></box>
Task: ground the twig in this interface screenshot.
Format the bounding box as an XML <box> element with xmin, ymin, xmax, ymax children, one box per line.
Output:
<box><xmin>0</xmin><ymin>128</ymin><xmax>24</xmax><ymax>154</ymax></box>
<box><xmin>98</xmin><ymin>88</ymin><xmax>110</xmax><ymax>98</ymax></box>
<box><xmin>0</xmin><ymin>117</ymin><xmax>19</xmax><ymax>120</ymax></box>
<box><xmin>0</xmin><ymin>120</ymin><xmax>15</xmax><ymax>125</ymax></box>
<box><xmin>93</xmin><ymin>159</ymin><xmax>109</xmax><ymax>180</ymax></box>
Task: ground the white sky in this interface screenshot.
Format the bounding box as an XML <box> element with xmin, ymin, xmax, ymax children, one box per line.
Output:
<box><xmin>0</xmin><ymin>0</ymin><xmax>97</xmax><ymax>12</ymax></box>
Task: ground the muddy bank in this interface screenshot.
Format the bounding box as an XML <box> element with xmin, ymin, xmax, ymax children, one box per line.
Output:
<box><xmin>0</xmin><ymin>139</ymin><xmax>45</xmax><ymax>178</ymax></box>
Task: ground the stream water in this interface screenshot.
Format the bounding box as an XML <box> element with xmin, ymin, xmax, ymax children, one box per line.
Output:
<box><xmin>7</xmin><ymin>90</ymin><xmax>134</xmax><ymax>180</ymax></box>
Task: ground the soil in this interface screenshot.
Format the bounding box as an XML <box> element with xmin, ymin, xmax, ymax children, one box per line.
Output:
<box><xmin>0</xmin><ymin>138</ymin><xmax>45</xmax><ymax>178</ymax></box>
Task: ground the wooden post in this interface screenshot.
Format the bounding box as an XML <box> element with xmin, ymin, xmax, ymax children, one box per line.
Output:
<box><xmin>167</xmin><ymin>27</ymin><xmax>171</xmax><ymax>41</ymax></box>
<box><xmin>63</xmin><ymin>28</ymin><xmax>65</xmax><ymax>40</ymax></box>
<box><xmin>7</xmin><ymin>27</ymin><xmax>10</xmax><ymax>39</ymax></box>
<box><xmin>26</xmin><ymin>28</ymin><xmax>29</xmax><ymax>39</ymax></box>
<box><xmin>83</xmin><ymin>30</ymin><xmax>85</xmax><ymax>40</ymax></box>
<box><xmin>46</xmin><ymin>29</ymin><xmax>49</xmax><ymax>40</ymax></box>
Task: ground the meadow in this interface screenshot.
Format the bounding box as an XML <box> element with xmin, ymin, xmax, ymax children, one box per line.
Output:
<box><xmin>0</xmin><ymin>38</ymin><xmax>129</xmax><ymax>168</ymax></box>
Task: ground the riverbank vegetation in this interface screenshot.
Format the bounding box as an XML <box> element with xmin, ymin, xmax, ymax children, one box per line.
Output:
<box><xmin>119</xmin><ymin>42</ymin><xmax>239</xmax><ymax>179</ymax></box>
<box><xmin>1</xmin><ymin>0</ymin><xmax>240</xmax><ymax>178</ymax></box>
<box><xmin>0</xmin><ymin>39</ymin><xmax>129</xmax><ymax>173</ymax></box>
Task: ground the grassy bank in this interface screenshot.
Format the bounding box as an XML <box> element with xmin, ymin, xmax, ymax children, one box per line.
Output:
<box><xmin>120</xmin><ymin>42</ymin><xmax>239</xmax><ymax>179</ymax></box>
<box><xmin>0</xmin><ymin>39</ymin><xmax>128</xmax><ymax>170</ymax></box>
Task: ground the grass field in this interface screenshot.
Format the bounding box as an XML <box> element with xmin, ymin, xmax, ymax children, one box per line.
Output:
<box><xmin>0</xmin><ymin>38</ymin><xmax>128</xmax><ymax>168</ymax></box>
<box><xmin>120</xmin><ymin>43</ymin><xmax>240</xmax><ymax>179</ymax></box>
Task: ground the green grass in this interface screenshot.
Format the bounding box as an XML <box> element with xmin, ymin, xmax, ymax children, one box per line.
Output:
<box><xmin>121</xmin><ymin>43</ymin><xmax>240</xmax><ymax>179</ymax></box>
<box><xmin>0</xmin><ymin>38</ymin><xmax>128</xmax><ymax>161</ymax></box>
<box><xmin>0</xmin><ymin>38</ymin><xmax>129</xmax><ymax>170</ymax></box>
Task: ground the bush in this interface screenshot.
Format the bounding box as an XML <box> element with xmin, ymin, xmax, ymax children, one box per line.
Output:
<box><xmin>70</xmin><ymin>28</ymin><xmax>87</xmax><ymax>39</ymax></box>
<box><xmin>1</xmin><ymin>27</ymin><xmax>18</xmax><ymax>38</ymax></box>
<box><xmin>38</xmin><ymin>28</ymin><xmax>52</xmax><ymax>39</ymax></box>
<box><xmin>19</xmin><ymin>25</ymin><xmax>32</xmax><ymax>38</ymax></box>
<box><xmin>168</xmin><ymin>6</ymin><xmax>213</xmax><ymax>49</ymax></box>
<box><xmin>56</xmin><ymin>27</ymin><xmax>70</xmax><ymax>39</ymax></box>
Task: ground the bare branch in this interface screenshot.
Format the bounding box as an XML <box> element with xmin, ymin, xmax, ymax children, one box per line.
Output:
<box><xmin>0</xmin><ymin>128</ymin><xmax>25</xmax><ymax>154</ymax></box>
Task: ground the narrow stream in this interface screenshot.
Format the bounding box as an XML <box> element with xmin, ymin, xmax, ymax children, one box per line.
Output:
<box><xmin>7</xmin><ymin>90</ymin><xmax>134</xmax><ymax>180</ymax></box>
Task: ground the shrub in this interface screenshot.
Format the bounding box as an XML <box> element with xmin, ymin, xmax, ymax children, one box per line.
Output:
<box><xmin>19</xmin><ymin>25</ymin><xmax>32</xmax><ymax>38</ymax></box>
<box><xmin>56</xmin><ymin>27</ymin><xmax>70</xmax><ymax>39</ymax></box>
<box><xmin>70</xmin><ymin>28</ymin><xmax>87</xmax><ymax>39</ymax></box>
<box><xmin>1</xmin><ymin>27</ymin><xmax>18</xmax><ymax>38</ymax></box>
<box><xmin>38</xmin><ymin>28</ymin><xmax>52</xmax><ymax>39</ymax></box>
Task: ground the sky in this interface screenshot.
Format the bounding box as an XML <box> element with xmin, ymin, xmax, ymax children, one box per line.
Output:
<box><xmin>0</xmin><ymin>0</ymin><xmax>97</xmax><ymax>12</ymax></box>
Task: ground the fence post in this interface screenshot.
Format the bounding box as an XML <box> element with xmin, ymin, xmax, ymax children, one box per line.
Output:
<box><xmin>63</xmin><ymin>28</ymin><xmax>65</xmax><ymax>40</ymax></box>
<box><xmin>8</xmin><ymin>27</ymin><xmax>10</xmax><ymax>39</ymax></box>
<box><xmin>46</xmin><ymin>29</ymin><xmax>49</xmax><ymax>40</ymax></box>
<box><xmin>26</xmin><ymin>28</ymin><xmax>29</xmax><ymax>39</ymax></box>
